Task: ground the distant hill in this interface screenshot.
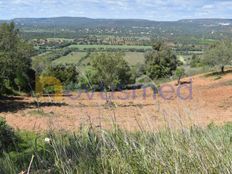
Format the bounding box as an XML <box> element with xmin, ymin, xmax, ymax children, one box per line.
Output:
<box><xmin>0</xmin><ymin>20</ymin><xmax>7</xmax><ymax>24</ymax></box>
<box><xmin>179</xmin><ymin>18</ymin><xmax>232</xmax><ymax>26</ymax></box>
<box><xmin>11</xmin><ymin>17</ymin><xmax>158</xmax><ymax>28</ymax></box>
<box><xmin>8</xmin><ymin>17</ymin><xmax>232</xmax><ymax>27</ymax></box>
<box><xmin>1</xmin><ymin>17</ymin><xmax>231</xmax><ymax>40</ymax></box>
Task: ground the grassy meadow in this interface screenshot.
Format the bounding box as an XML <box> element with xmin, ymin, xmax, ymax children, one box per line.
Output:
<box><xmin>53</xmin><ymin>52</ymin><xmax>87</xmax><ymax>64</ymax></box>
<box><xmin>1</xmin><ymin>120</ymin><xmax>232</xmax><ymax>174</ymax></box>
<box><xmin>34</xmin><ymin>50</ymin><xmax>147</xmax><ymax>68</ymax></box>
<box><xmin>124</xmin><ymin>52</ymin><xmax>145</xmax><ymax>65</ymax></box>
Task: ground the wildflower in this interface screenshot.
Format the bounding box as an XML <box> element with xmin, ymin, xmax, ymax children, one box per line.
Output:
<box><xmin>44</xmin><ymin>137</ymin><xmax>51</xmax><ymax>144</ymax></box>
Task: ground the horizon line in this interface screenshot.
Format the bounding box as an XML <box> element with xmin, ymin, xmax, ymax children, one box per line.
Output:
<box><xmin>1</xmin><ymin>16</ymin><xmax>232</xmax><ymax>22</ymax></box>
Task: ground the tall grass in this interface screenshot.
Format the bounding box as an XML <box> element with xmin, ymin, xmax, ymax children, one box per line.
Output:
<box><xmin>1</xmin><ymin>123</ymin><xmax>232</xmax><ymax>173</ymax></box>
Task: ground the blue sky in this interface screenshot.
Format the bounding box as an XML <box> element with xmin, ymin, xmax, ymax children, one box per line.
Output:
<box><xmin>0</xmin><ymin>0</ymin><xmax>232</xmax><ymax>21</ymax></box>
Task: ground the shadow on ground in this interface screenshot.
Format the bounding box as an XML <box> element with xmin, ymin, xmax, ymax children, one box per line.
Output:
<box><xmin>204</xmin><ymin>69</ymin><xmax>232</xmax><ymax>77</ymax></box>
<box><xmin>0</xmin><ymin>96</ymin><xmax>67</xmax><ymax>113</ymax></box>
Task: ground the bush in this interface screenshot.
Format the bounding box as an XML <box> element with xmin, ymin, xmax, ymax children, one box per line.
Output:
<box><xmin>145</xmin><ymin>42</ymin><xmax>178</xmax><ymax>79</ymax></box>
<box><xmin>78</xmin><ymin>67</ymin><xmax>99</xmax><ymax>90</ymax></box>
<box><xmin>203</xmin><ymin>39</ymin><xmax>232</xmax><ymax>73</ymax></box>
<box><xmin>46</xmin><ymin>64</ymin><xmax>79</xmax><ymax>87</ymax></box>
<box><xmin>130</xmin><ymin>63</ymin><xmax>146</xmax><ymax>83</ymax></box>
<box><xmin>0</xmin><ymin>117</ymin><xmax>18</xmax><ymax>153</ymax></box>
<box><xmin>175</xmin><ymin>67</ymin><xmax>185</xmax><ymax>85</ymax></box>
<box><xmin>190</xmin><ymin>54</ymin><xmax>202</xmax><ymax>67</ymax></box>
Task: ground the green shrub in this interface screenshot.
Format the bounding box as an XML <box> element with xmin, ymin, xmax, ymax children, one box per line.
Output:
<box><xmin>203</xmin><ymin>39</ymin><xmax>232</xmax><ymax>73</ymax></box>
<box><xmin>175</xmin><ymin>67</ymin><xmax>185</xmax><ymax>85</ymax></box>
<box><xmin>46</xmin><ymin>64</ymin><xmax>79</xmax><ymax>87</ymax></box>
<box><xmin>130</xmin><ymin>63</ymin><xmax>146</xmax><ymax>83</ymax></box>
<box><xmin>190</xmin><ymin>54</ymin><xmax>202</xmax><ymax>67</ymax></box>
<box><xmin>78</xmin><ymin>67</ymin><xmax>99</xmax><ymax>90</ymax></box>
<box><xmin>145</xmin><ymin>42</ymin><xmax>178</xmax><ymax>79</ymax></box>
<box><xmin>0</xmin><ymin>117</ymin><xmax>18</xmax><ymax>153</ymax></box>
<box><xmin>81</xmin><ymin>52</ymin><xmax>132</xmax><ymax>91</ymax></box>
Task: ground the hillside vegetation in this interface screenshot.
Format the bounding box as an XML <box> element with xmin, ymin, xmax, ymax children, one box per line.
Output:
<box><xmin>1</xmin><ymin>118</ymin><xmax>232</xmax><ymax>173</ymax></box>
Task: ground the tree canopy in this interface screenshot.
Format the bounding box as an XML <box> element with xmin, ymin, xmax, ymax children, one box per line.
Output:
<box><xmin>0</xmin><ymin>22</ymin><xmax>34</xmax><ymax>94</ymax></box>
<box><xmin>145</xmin><ymin>42</ymin><xmax>178</xmax><ymax>79</ymax></box>
<box><xmin>203</xmin><ymin>39</ymin><xmax>232</xmax><ymax>73</ymax></box>
<box><xmin>80</xmin><ymin>52</ymin><xmax>132</xmax><ymax>90</ymax></box>
<box><xmin>46</xmin><ymin>64</ymin><xmax>79</xmax><ymax>86</ymax></box>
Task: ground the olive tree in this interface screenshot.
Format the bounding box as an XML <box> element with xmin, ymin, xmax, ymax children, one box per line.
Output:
<box><xmin>203</xmin><ymin>40</ymin><xmax>232</xmax><ymax>73</ymax></box>
<box><xmin>85</xmin><ymin>52</ymin><xmax>132</xmax><ymax>90</ymax></box>
<box><xmin>145</xmin><ymin>42</ymin><xmax>178</xmax><ymax>79</ymax></box>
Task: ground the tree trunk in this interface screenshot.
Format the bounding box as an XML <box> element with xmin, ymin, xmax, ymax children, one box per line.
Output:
<box><xmin>221</xmin><ymin>66</ymin><xmax>225</xmax><ymax>73</ymax></box>
<box><xmin>177</xmin><ymin>77</ymin><xmax>181</xmax><ymax>85</ymax></box>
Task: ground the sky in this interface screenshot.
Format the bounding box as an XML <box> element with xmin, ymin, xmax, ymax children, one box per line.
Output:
<box><xmin>0</xmin><ymin>0</ymin><xmax>232</xmax><ymax>21</ymax></box>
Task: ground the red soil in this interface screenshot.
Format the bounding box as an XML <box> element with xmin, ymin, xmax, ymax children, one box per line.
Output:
<box><xmin>1</xmin><ymin>72</ymin><xmax>232</xmax><ymax>132</ymax></box>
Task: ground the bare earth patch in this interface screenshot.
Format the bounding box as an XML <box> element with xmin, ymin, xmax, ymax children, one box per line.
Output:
<box><xmin>1</xmin><ymin>72</ymin><xmax>232</xmax><ymax>132</ymax></box>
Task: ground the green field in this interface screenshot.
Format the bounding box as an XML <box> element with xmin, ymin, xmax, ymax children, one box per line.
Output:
<box><xmin>32</xmin><ymin>51</ymin><xmax>52</xmax><ymax>60</ymax></box>
<box><xmin>53</xmin><ymin>52</ymin><xmax>87</xmax><ymax>64</ymax></box>
<box><xmin>198</xmin><ymin>38</ymin><xmax>216</xmax><ymax>45</ymax></box>
<box><xmin>188</xmin><ymin>50</ymin><xmax>204</xmax><ymax>54</ymax></box>
<box><xmin>51</xmin><ymin>51</ymin><xmax>146</xmax><ymax>67</ymax></box>
<box><xmin>46</xmin><ymin>38</ymin><xmax>74</xmax><ymax>42</ymax></box>
<box><xmin>124</xmin><ymin>52</ymin><xmax>145</xmax><ymax>65</ymax></box>
<box><xmin>69</xmin><ymin>44</ymin><xmax>152</xmax><ymax>50</ymax></box>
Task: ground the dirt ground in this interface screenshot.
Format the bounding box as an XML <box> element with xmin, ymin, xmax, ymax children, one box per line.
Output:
<box><xmin>1</xmin><ymin>71</ymin><xmax>232</xmax><ymax>132</ymax></box>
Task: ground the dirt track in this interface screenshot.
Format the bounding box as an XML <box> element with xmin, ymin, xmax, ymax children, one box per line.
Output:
<box><xmin>1</xmin><ymin>72</ymin><xmax>232</xmax><ymax>132</ymax></box>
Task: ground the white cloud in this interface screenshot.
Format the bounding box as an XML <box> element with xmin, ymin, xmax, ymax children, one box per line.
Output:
<box><xmin>202</xmin><ymin>4</ymin><xmax>214</xmax><ymax>9</ymax></box>
<box><xmin>0</xmin><ymin>0</ymin><xmax>232</xmax><ymax>20</ymax></box>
